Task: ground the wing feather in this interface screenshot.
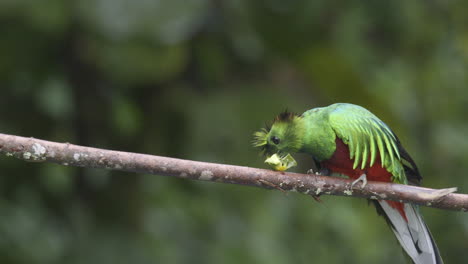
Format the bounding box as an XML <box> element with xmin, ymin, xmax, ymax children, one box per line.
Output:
<box><xmin>381</xmin><ymin>127</ymin><xmax>396</xmax><ymax>167</ymax></box>
<box><xmin>353</xmin><ymin>125</ymin><xmax>362</xmax><ymax>169</ymax></box>
<box><xmin>359</xmin><ymin>123</ymin><xmax>370</xmax><ymax>170</ymax></box>
<box><xmin>368</xmin><ymin>128</ymin><xmax>377</xmax><ymax>167</ymax></box>
<box><xmin>328</xmin><ymin>104</ymin><xmax>407</xmax><ymax>183</ymax></box>
<box><xmin>378</xmin><ymin>121</ymin><xmax>401</xmax><ymax>160</ymax></box>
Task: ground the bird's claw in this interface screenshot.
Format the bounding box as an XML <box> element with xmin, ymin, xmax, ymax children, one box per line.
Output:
<box><xmin>351</xmin><ymin>174</ymin><xmax>367</xmax><ymax>189</ymax></box>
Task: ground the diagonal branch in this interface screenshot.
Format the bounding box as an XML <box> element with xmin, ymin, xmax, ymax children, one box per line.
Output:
<box><xmin>0</xmin><ymin>133</ymin><xmax>466</xmax><ymax>212</ymax></box>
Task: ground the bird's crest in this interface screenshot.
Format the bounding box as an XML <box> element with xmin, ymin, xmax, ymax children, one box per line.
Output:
<box><xmin>252</xmin><ymin>128</ymin><xmax>269</xmax><ymax>148</ymax></box>
<box><xmin>274</xmin><ymin>110</ymin><xmax>297</xmax><ymax>123</ymax></box>
<box><xmin>252</xmin><ymin>110</ymin><xmax>298</xmax><ymax>153</ymax></box>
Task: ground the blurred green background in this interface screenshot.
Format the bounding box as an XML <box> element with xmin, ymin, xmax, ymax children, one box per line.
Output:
<box><xmin>0</xmin><ymin>0</ymin><xmax>467</xmax><ymax>263</ymax></box>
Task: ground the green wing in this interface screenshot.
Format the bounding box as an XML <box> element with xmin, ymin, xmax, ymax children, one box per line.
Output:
<box><xmin>327</xmin><ymin>103</ymin><xmax>408</xmax><ymax>184</ymax></box>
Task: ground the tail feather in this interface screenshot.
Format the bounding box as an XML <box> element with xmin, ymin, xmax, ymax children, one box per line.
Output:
<box><xmin>376</xmin><ymin>201</ymin><xmax>443</xmax><ymax>264</ymax></box>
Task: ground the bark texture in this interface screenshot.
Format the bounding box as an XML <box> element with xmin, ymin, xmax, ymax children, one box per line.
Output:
<box><xmin>0</xmin><ymin>133</ymin><xmax>465</xmax><ymax>212</ymax></box>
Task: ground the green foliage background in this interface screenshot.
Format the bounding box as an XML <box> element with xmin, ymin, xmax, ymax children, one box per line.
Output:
<box><xmin>0</xmin><ymin>1</ymin><xmax>467</xmax><ymax>263</ymax></box>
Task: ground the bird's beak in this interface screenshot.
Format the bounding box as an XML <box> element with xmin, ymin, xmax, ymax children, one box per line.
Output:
<box><xmin>264</xmin><ymin>153</ymin><xmax>297</xmax><ymax>171</ymax></box>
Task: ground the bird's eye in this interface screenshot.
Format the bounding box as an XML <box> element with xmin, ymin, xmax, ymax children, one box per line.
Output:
<box><xmin>271</xmin><ymin>136</ymin><xmax>280</xmax><ymax>145</ymax></box>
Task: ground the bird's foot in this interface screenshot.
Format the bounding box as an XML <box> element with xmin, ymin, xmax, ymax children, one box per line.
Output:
<box><xmin>351</xmin><ymin>173</ymin><xmax>367</xmax><ymax>189</ymax></box>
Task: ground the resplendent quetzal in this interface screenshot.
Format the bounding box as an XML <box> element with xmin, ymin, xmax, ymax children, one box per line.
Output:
<box><xmin>253</xmin><ymin>103</ymin><xmax>442</xmax><ymax>264</ymax></box>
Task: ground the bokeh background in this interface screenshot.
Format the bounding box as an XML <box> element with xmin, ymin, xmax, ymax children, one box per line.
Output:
<box><xmin>1</xmin><ymin>1</ymin><xmax>467</xmax><ymax>263</ymax></box>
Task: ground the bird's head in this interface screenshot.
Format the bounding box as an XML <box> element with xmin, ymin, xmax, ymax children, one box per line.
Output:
<box><xmin>253</xmin><ymin>111</ymin><xmax>303</xmax><ymax>157</ymax></box>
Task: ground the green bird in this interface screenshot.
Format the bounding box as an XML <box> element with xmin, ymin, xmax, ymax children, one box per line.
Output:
<box><xmin>253</xmin><ymin>103</ymin><xmax>442</xmax><ymax>264</ymax></box>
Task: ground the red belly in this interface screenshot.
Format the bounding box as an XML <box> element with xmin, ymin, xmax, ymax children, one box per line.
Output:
<box><xmin>321</xmin><ymin>138</ymin><xmax>407</xmax><ymax>221</ymax></box>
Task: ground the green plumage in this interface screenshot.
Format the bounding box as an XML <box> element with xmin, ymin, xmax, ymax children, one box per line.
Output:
<box><xmin>322</xmin><ymin>103</ymin><xmax>406</xmax><ymax>184</ymax></box>
<box><xmin>253</xmin><ymin>103</ymin><xmax>441</xmax><ymax>264</ymax></box>
<box><xmin>254</xmin><ymin>103</ymin><xmax>410</xmax><ymax>184</ymax></box>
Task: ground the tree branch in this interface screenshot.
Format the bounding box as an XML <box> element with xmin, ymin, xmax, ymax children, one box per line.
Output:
<box><xmin>0</xmin><ymin>133</ymin><xmax>466</xmax><ymax>212</ymax></box>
